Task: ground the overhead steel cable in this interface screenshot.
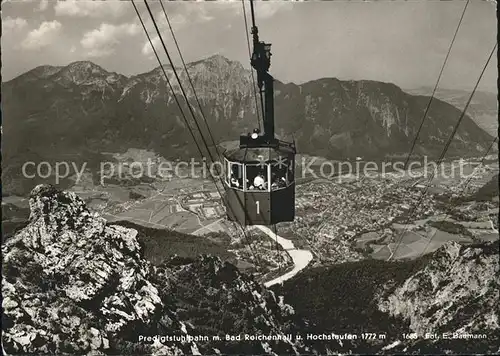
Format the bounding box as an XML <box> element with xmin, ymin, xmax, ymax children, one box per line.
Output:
<box><xmin>242</xmin><ymin>0</ymin><xmax>263</xmax><ymax>132</ymax></box>
<box><xmin>395</xmin><ymin>136</ymin><xmax>498</xmax><ymax>283</ymax></box>
<box><xmin>403</xmin><ymin>0</ymin><xmax>470</xmax><ymax>169</ymax></box>
<box><xmin>389</xmin><ymin>42</ymin><xmax>498</xmax><ymax>260</ymax></box>
<box><xmin>133</xmin><ymin>0</ymin><xmax>263</xmax><ymax>270</ymax></box>
<box><xmin>272</xmin><ymin>224</ymin><xmax>278</xmax><ymax>271</ymax></box>
<box><xmin>131</xmin><ymin>0</ymin><xmax>204</xmax><ymax>168</ymax></box>
<box><xmin>273</xmin><ymin>224</ymin><xmax>282</xmax><ymax>274</ymax></box>
<box><xmin>142</xmin><ymin>0</ymin><xmax>217</xmax><ymax>169</ymax></box>
<box><xmin>419</xmin><ymin>136</ymin><xmax>498</xmax><ymax>258</ymax></box>
<box><xmin>145</xmin><ymin>0</ymin><xmax>266</xmax><ymax>270</ymax></box>
<box><xmin>158</xmin><ymin>0</ymin><xmax>223</xmax><ymax>164</ymax></box>
<box><xmin>359</xmin><ymin>0</ymin><xmax>472</xmax><ymax>237</ymax></box>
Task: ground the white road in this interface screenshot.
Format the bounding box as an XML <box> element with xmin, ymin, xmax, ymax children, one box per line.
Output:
<box><xmin>255</xmin><ymin>225</ymin><xmax>314</xmax><ymax>287</ymax></box>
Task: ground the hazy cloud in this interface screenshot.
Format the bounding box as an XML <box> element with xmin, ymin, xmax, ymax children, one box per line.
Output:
<box><xmin>146</xmin><ymin>5</ymin><xmax>214</xmax><ymax>30</ymax></box>
<box><xmin>254</xmin><ymin>1</ymin><xmax>292</xmax><ymax>19</ymax></box>
<box><xmin>222</xmin><ymin>0</ymin><xmax>292</xmax><ymax>18</ymax></box>
<box><xmin>2</xmin><ymin>16</ymin><xmax>28</xmax><ymax>34</ymax></box>
<box><xmin>141</xmin><ymin>34</ymin><xmax>161</xmax><ymax>57</ymax></box>
<box><xmin>21</xmin><ymin>20</ymin><xmax>62</xmax><ymax>50</ymax></box>
<box><xmin>140</xmin><ymin>6</ymin><xmax>214</xmax><ymax>57</ymax></box>
<box><xmin>1</xmin><ymin>0</ymin><xmax>496</xmax><ymax>92</ymax></box>
<box><xmin>35</xmin><ymin>0</ymin><xmax>49</xmax><ymax>12</ymax></box>
<box><xmin>81</xmin><ymin>22</ymin><xmax>141</xmax><ymax>58</ymax></box>
<box><xmin>54</xmin><ymin>0</ymin><xmax>128</xmax><ymax>18</ymax></box>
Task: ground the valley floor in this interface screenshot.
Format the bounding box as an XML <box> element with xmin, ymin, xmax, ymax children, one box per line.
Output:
<box><xmin>3</xmin><ymin>148</ymin><xmax>498</xmax><ymax>282</ymax></box>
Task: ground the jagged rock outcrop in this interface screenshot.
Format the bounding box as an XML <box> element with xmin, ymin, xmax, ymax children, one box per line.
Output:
<box><xmin>2</xmin><ymin>185</ymin><xmax>194</xmax><ymax>355</ymax></box>
<box><xmin>154</xmin><ymin>255</ymin><xmax>308</xmax><ymax>355</ymax></box>
<box><xmin>1</xmin><ymin>185</ymin><xmax>310</xmax><ymax>355</ymax></box>
<box><xmin>378</xmin><ymin>240</ymin><xmax>499</xmax><ymax>353</ymax></box>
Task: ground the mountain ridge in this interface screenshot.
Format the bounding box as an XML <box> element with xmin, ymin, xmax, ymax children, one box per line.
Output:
<box><xmin>2</xmin><ymin>55</ymin><xmax>495</xmax><ymax>195</ymax></box>
<box><xmin>405</xmin><ymin>86</ymin><xmax>498</xmax><ymax>136</ymax></box>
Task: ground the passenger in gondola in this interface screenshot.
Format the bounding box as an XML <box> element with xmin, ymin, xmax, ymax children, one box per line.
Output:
<box><xmin>287</xmin><ymin>164</ymin><xmax>294</xmax><ymax>183</ymax></box>
<box><xmin>253</xmin><ymin>171</ymin><xmax>266</xmax><ymax>190</ymax></box>
<box><xmin>246</xmin><ymin>178</ymin><xmax>257</xmax><ymax>190</ymax></box>
<box><xmin>230</xmin><ymin>170</ymin><xmax>242</xmax><ymax>188</ymax></box>
<box><xmin>229</xmin><ymin>164</ymin><xmax>244</xmax><ymax>188</ymax></box>
<box><xmin>279</xmin><ymin>175</ymin><xmax>287</xmax><ymax>187</ymax></box>
<box><xmin>271</xmin><ymin>173</ymin><xmax>278</xmax><ymax>189</ymax></box>
<box><xmin>230</xmin><ymin>174</ymin><xmax>240</xmax><ymax>188</ymax></box>
<box><xmin>271</xmin><ymin>171</ymin><xmax>287</xmax><ymax>189</ymax></box>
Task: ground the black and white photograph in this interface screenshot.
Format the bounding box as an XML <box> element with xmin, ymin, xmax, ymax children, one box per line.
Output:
<box><xmin>1</xmin><ymin>0</ymin><xmax>499</xmax><ymax>354</ymax></box>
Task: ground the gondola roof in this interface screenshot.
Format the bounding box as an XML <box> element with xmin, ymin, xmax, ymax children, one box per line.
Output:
<box><xmin>223</xmin><ymin>144</ymin><xmax>295</xmax><ymax>163</ymax></box>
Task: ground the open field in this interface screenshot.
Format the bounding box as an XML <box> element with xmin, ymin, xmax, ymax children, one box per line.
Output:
<box><xmin>192</xmin><ymin>218</ymin><xmax>226</xmax><ymax>236</ymax></box>
<box><xmin>3</xmin><ymin>148</ymin><xmax>498</xmax><ymax>278</ymax></box>
<box><xmin>156</xmin><ymin>212</ymin><xmax>201</xmax><ymax>233</ymax></box>
<box><xmin>1</xmin><ymin>196</ymin><xmax>29</xmax><ymax>209</ymax></box>
<box><xmin>370</xmin><ymin>225</ymin><xmax>479</xmax><ymax>261</ymax></box>
<box><xmin>476</xmin><ymin>232</ymin><xmax>499</xmax><ymax>242</ymax></box>
<box><xmin>371</xmin><ymin>245</ymin><xmax>392</xmax><ymax>260</ymax></box>
<box><xmin>115</xmin><ymin>209</ymin><xmax>152</xmax><ymax>221</ymax></box>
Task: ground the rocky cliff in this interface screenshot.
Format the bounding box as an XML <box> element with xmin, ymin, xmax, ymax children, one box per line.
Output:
<box><xmin>1</xmin><ymin>185</ymin><xmax>310</xmax><ymax>355</ymax></box>
<box><xmin>275</xmin><ymin>240</ymin><xmax>499</xmax><ymax>354</ymax></box>
<box><xmin>378</xmin><ymin>241</ymin><xmax>499</xmax><ymax>353</ymax></box>
<box><xmin>2</xmin><ymin>185</ymin><xmax>498</xmax><ymax>354</ymax></box>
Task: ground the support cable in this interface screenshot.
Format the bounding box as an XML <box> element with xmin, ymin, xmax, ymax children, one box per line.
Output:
<box><xmin>419</xmin><ymin>136</ymin><xmax>497</xmax><ymax>257</ymax></box>
<box><xmin>159</xmin><ymin>0</ymin><xmax>222</xmax><ymax>163</ymax></box>
<box><xmin>242</xmin><ymin>0</ymin><xmax>263</xmax><ymax>131</ymax></box>
<box><xmin>134</xmin><ymin>0</ymin><xmax>263</xmax><ymax>269</ymax></box>
<box><xmin>390</xmin><ymin>43</ymin><xmax>497</xmax><ymax>260</ymax></box>
<box><xmin>403</xmin><ymin>0</ymin><xmax>470</xmax><ymax>169</ymax></box>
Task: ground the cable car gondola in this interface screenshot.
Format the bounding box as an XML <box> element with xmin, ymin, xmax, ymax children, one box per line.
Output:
<box><xmin>223</xmin><ymin>0</ymin><xmax>296</xmax><ymax>226</ymax></box>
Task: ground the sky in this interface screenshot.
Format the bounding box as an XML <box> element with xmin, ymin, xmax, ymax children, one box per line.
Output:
<box><xmin>1</xmin><ymin>0</ymin><xmax>497</xmax><ymax>92</ymax></box>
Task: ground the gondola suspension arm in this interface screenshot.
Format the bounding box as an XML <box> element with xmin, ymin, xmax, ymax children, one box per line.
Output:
<box><xmin>244</xmin><ymin>0</ymin><xmax>275</xmax><ymax>145</ymax></box>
